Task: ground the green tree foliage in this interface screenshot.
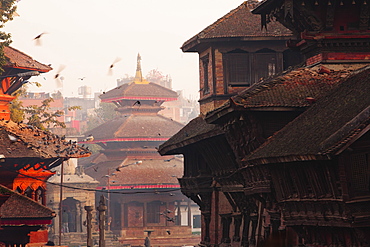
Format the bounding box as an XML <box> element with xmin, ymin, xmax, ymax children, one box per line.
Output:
<box><xmin>10</xmin><ymin>85</ymin><xmax>81</xmax><ymax>130</ymax></box>
<box><xmin>25</xmin><ymin>98</ymin><xmax>80</xmax><ymax>130</ymax></box>
<box><xmin>0</xmin><ymin>0</ymin><xmax>17</xmax><ymax>73</ymax></box>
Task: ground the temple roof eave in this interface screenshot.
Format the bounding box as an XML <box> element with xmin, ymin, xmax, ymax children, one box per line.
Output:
<box><xmin>101</xmin><ymin>96</ymin><xmax>178</xmax><ymax>103</ymax></box>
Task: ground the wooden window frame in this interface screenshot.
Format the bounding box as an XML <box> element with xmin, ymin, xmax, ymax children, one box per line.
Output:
<box><xmin>201</xmin><ymin>55</ymin><xmax>210</xmax><ymax>95</ymax></box>
<box><xmin>223</xmin><ymin>50</ymin><xmax>251</xmax><ymax>87</ymax></box>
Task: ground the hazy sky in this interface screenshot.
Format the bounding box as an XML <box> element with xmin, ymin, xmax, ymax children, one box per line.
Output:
<box><xmin>4</xmin><ymin>0</ymin><xmax>243</xmax><ymax>99</ymax></box>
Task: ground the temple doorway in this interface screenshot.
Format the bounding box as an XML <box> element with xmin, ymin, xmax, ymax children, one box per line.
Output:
<box><xmin>61</xmin><ymin>197</ymin><xmax>82</xmax><ymax>233</ymax></box>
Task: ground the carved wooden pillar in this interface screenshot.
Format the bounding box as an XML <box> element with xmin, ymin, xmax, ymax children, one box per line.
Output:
<box><xmin>203</xmin><ymin>212</ymin><xmax>211</xmax><ymax>243</ymax></box>
<box><xmin>270</xmin><ymin>211</ymin><xmax>280</xmax><ymax>234</ymax></box>
<box><xmin>176</xmin><ymin>200</ymin><xmax>181</xmax><ymax>226</ymax></box>
<box><xmin>97</xmin><ymin>195</ymin><xmax>107</xmax><ymax>247</ymax></box>
<box><xmin>241</xmin><ymin>212</ymin><xmax>250</xmax><ymax>247</ymax></box>
<box><xmin>84</xmin><ymin>206</ymin><xmax>93</xmax><ymax>247</ymax></box>
<box><xmin>232</xmin><ymin>214</ymin><xmax>242</xmax><ymax>242</ymax></box>
<box><xmin>187</xmin><ymin>199</ymin><xmax>192</xmax><ymax>227</ymax></box>
<box><xmin>249</xmin><ymin>211</ymin><xmax>258</xmax><ymax>246</ymax></box>
<box><xmin>220</xmin><ymin>213</ymin><xmax>232</xmax><ymax>244</ymax></box>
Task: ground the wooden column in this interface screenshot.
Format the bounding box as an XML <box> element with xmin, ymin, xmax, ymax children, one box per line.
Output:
<box><xmin>97</xmin><ymin>195</ymin><xmax>107</xmax><ymax>247</ymax></box>
<box><xmin>84</xmin><ymin>206</ymin><xmax>93</xmax><ymax>247</ymax></box>
<box><xmin>187</xmin><ymin>199</ymin><xmax>192</xmax><ymax>227</ymax></box>
<box><xmin>176</xmin><ymin>200</ymin><xmax>181</xmax><ymax>225</ymax></box>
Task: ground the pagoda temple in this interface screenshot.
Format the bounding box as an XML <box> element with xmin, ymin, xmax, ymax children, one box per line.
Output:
<box><xmin>0</xmin><ymin>46</ymin><xmax>91</xmax><ymax>246</ymax></box>
<box><xmin>159</xmin><ymin>0</ymin><xmax>370</xmax><ymax>246</ymax></box>
<box><xmin>81</xmin><ymin>54</ymin><xmax>201</xmax><ymax>246</ymax></box>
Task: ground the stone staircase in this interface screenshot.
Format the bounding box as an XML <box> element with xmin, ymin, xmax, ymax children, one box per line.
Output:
<box><xmin>53</xmin><ymin>231</ymin><xmax>122</xmax><ymax>247</ymax></box>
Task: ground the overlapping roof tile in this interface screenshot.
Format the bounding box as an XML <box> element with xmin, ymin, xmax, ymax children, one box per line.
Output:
<box><xmin>0</xmin><ymin>184</ymin><xmax>54</xmax><ymax>219</ymax></box>
<box><xmin>84</xmin><ymin>115</ymin><xmax>183</xmax><ymax>143</ymax></box>
<box><xmin>158</xmin><ymin>116</ymin><xmax>224</xmax><ymax>155</ymax></box>
<box><xmin>245</xmin><ymin>65</ymin><xmax>370</xmax><ymax>164</ymax></box>
<box><xmin>0</xmin><ymin>120</ymin><xmax>90</xmax><ymax>159</ymax></box>
<box><xmin>100</xmin><ymin>82</ymin><xmax>178</xmax><ymax>102</ymax></box>
<box><xmin>182</xmin><ymin>2</ymin><xmax>292</xmax><ymax>51</ymax></box>
<box><xmin>3</xmin><ymin>46</ymin><xmax>52</xmax><ymax>72</ymax></box>
<box><xmin>206</xmin><ymin>66</ymin><xmax>352</xmax><ymax>122</ymax></box>
<box><xmin>84</xmin><ymin>158</ymin><xmax>183</xmax><ymax>188</ymax></box>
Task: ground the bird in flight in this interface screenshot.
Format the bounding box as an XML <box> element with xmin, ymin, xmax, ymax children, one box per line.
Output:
<box><xmin>108</xmin><ymin>57</ymin><xmax>122</xmax><ymax>76</ymax></box>
<box><xmin>54</xmin><ymin>65</ymin><xmax>66</xmax><ymax>88</ymax></box>
<box><xmin>33</xmin><ymin>32</ymin><xmax>48</xmax><ymax>46</ymax></box>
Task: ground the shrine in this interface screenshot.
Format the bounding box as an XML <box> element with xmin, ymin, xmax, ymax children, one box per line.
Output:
<box><xmin>81</xmin><ymin>54</ymin><xmax>201</xmax><ymax>246</ymax></box>
<box><xmin>0</xmin><ymin>46</ymin><xmax>90</xmax><ymax>246</ymax></box>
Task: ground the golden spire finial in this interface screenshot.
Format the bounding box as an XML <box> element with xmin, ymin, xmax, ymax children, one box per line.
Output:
<box><xmin>134</xmin><ymin>53</ymin><xmax>143</xmax><ymax>82</ymax></box>
<box><xmin>134</xmin><ymin>53</ymin><xmax>149</xmax><ymax>84</ymax></box>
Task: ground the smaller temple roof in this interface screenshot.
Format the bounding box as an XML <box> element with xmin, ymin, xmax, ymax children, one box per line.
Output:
<box><xmin>85</xmin><ymin>157</ymin><xmax>183</xmax><ymax>190</ymax></box>
<box><xmin>206</xmin><ymin>66</ymin><xmax>352</xmax><ymax>123</ymax></box>
<box><xmin>245</xmin><ymin>65</ymin><xmax>370</xmax><ymax>165</ymax></box>
<box><xmin>84</xmin><ymin>114</ymin><xmax>183</xmax><ymax>144</ymax></box>
<box><xmin>158</xmin><ymin>116</ymin><xmax>224</xmax><ymax>155</ymax></box>
<box><xmin>101</xmin><ymin>54</ymin><xmax>178</xmax><ymax>103</ymax></box>
<box><xmin>0</xmin><ymin>120</ymin><xmax>90</xmax><ymax>160</ymax></box>
<box><xmin>48</xmin><ymin>173</ymin><xmax>99</xmax><ymax>184</ymax></box>
<box><xmin>4</xmin><ymin>46</ymin><xmax>52</xmax><ymax>72</ymax></box>
<box><xmin>100</xmin><ymin>82</ymin><xmax>178</xmax><ymax>103</ymax></box>
<box><xmin>181</xmin><ymin>1</ymin><xmax>293</xmax><ymax>52</ymax></box>
<box><xmin>0</xmin><ymin>184</ymin><xmax>54</xmax><ymax>225</ymax></box>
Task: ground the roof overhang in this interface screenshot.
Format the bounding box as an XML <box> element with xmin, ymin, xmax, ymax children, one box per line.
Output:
<box><xmin>101</xmin><ymin>96</ymin><xmax>177</xmax><ymax>103</ymax></box>
<box><xmin>80</xmin><ymin>137</ymin><xmax>169</xmax><ymax>144</ymax></box>
<box><xmin>1</xmin><ymin>218</ymin><xmax>53</xmax><ymax>226</ymax></box>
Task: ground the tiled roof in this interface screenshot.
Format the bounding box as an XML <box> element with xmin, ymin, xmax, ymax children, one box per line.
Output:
<box><xmin>234</xmin><ymin>67</ymin><xmax>351</xmax><ymax>107</ymax></box>
<box><xmin>246</xmin><ymin>65</ymin><xmax>370</xmax><ymax>164</ymax></box>
<box><xmin>158</xmin><ymin>116</ymin><xmax>224</xmax><ymax>155</ymax></box>
<box><xmin>84</xmin><ymin>114</ymin><xmax>184</xmax><ymax>143</ymax></box>
<box><xmin>84</xmin><ymin>157</ymin><xmax>183</xmax><ymax>188</ymax></box>
<box><xmin>0</xmin><ymin>120</ymin><xmax>91</xmax><ymax>159</ymax></box>
<box><xmin>48</xmin><ymin>173</ymin><xmax>99</xmax><ymax>184</ymax></box>
<box><xmin>206</xmin><ymin>66</ymin><xmax>352</xmax><ymax>122</ymax></box>
<box><xmin>100</xmin><ymin>82</ymin><xmax>178</xmax><ymax>102</ymax></box>
<box><xmin>182</xmin><ymin>2</ymin><xmax>293</xmax><ymax>52</ymax></box>
<box><xmin>49</xmin><ymin>127</ymin><xmax>82</xmax><ymax>137</ymax></box>
<box><xmin>0</xmin><ymin>184</ymin><xmax>54</xmax><ymax>219</ymax></box>
<box><xmin>3</xmin><ymin>46</ymin><xmax>52</xmax><ymax>72</ymax></box>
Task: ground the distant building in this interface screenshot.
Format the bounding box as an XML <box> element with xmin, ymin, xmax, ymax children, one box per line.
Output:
<box><xmin>116</xmin><ymin>60</ymin><xmax>199</xmax><ymax>124</ymax></box>
<box><xmin>80</xmin><ymin>54</ymin><xmax>201</xmax><ymax>246</ymax></box>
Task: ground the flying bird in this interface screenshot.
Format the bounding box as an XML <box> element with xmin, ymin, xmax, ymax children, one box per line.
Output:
<box><xmin>133</xmin><ymin>100</ymin><xmax>141</xmax><ymax>106</ymax></box>
<box><xmin>54</xmin><ymin>65</ymin><xmax>66</xmax><ymax>88</ymax></box>
<box><xmin>33</xmin><ymin>32</ymin><xmax>48</xmax><ymax>46</ymax></box>
<box><xmin>108</xmin><ymin>57</ymin><xmax>122</xmax><ymax>76</ymax></box>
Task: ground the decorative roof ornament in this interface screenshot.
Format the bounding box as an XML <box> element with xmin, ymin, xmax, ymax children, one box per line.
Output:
<box><xmin>134</xmin><ymin>53</ymin><xmax>149</xmax><ymax>84</ymax></box>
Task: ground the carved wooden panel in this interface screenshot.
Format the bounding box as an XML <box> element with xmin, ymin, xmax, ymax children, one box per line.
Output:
<box><xmin>360</xmin><ymin>1</ymin><xmax>370</xmax><ymax>30</ymax></box>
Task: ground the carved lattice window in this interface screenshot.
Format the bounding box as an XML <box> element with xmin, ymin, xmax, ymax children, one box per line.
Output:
<box><xmin>147</xmin><ymin>201</ymin><xmax>161</xmax><ymax>223</ymax></box>
<box><xmin>349</xmin><ymin>152</ymin><xmax>370</xmax><ymax>195</ymax></box>
<box><xmin>201</xmin><ymin>55</ymin><xmax>210</xmax><ymax>95</ymax></box>
<box><xmin>254</xmin><ymin>49</ymin><xmax>277</xmax><ymax>83</ymax></box>
<box><xmin>223</xmin><ymin>50</ymin><xmax>250</xmax><ymax>86</ymax></box>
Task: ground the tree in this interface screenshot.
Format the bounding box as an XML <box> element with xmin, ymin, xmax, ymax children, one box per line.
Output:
<box><xmin>0</xmin><ymin>0</ymin><xmax>17</xmax><ymax>73</ymax></box>
<box><xmin>10</xmin><ymin>85</ymin><xmax>81</xmax><ymax>130</ymax></box>
<box><xmin>25</xmin><ymin>98</ymin><xmax>80</xmax><ymax>130</ymax></box>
